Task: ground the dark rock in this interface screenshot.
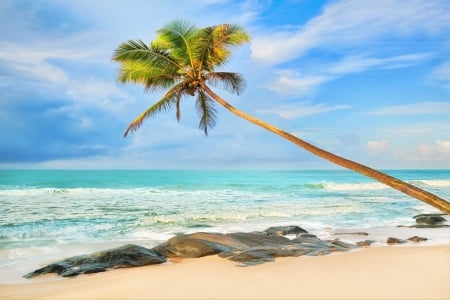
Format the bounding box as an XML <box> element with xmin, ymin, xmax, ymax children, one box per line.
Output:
<box><xmin>334</xmin><ymin>232</ymin><xmax>369</xmax><ymax>236</ymax></box>
<box><xmin>414</xmin><ymin>214</ymin><xmax>447</xmax><ymax>225</ymax></box>
<box><xmin>24</xmin><ymin>226</ymin><xmax>362</xmax><ymax>278</ymax></box>
<box><xmin>152</xmin><ymin>232</ymin><xmax>235</xmax><ymax>258</ymax></box>
<box><xmin>221</xmin><ymin>246</ymin><xmax>311</xmax><ymax>266</ymax></box>
<box><xmin>153</xmin><ymin>232</ymin><xmax>297</xmax><ymax>258</ymax></box>
<box><xmin>387</xmin><ymin>237</ymin><xmax>407</xmax><ymax>245</ymax></box>
<box><xmin>407</xmin><ymin>236</ymin><xmax>428</xmax><ymax>243</ymax></box>
<box><xmin>357</xmin><ymin>240</ymin><xmax>377</xmax><ymax>247</ymax></box>
<box><xmin>227</xmin><ymin>232</ymin><xmax>296</xmax><ymax>248</ymax></box>
<box><xmin>398</xmin><ymin>224</ymin><xmax>449</xmax><ymax>228</ymax></box>
<box><xmin>327</xmin><ymin>239</ymin><xmax>358</xmax><ymax>250</ymax></box>
<box><xmin>24</xmin><ymin>244</ymin><xmax>166</xmax><ymax>279</ymax></box>
<box><xmin>264</xmin><ymin>225</ymin><xmax>308</xmax><ymax>236</ymax></box>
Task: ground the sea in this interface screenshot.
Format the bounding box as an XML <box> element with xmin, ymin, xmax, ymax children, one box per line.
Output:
<box><xmin>1</xmin><ymin>169</ymin><xmax>449</xmax><ymax>283</ymax></box>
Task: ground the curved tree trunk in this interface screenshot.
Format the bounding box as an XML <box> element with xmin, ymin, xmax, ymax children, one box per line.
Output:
<box><xmin>201</xmin><ymin>83</ymin><xmax>450</xmax><ymax>214</ymax></box>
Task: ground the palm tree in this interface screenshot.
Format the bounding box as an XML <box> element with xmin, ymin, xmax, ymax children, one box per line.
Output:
<box><xmin>112</xmin><ymin>20</ymin><xmax>449</xmax><ymax>214</ymax></box>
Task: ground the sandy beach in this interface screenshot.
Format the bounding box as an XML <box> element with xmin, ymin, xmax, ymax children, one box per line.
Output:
<box><xmin>1</xmin><ymin>245</ymin><xmax>449</xmax><ymax>300</ymax></box>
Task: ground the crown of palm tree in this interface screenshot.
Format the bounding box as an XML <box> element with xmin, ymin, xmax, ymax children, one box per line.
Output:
<box><xmin>113</xmin><ymin>19</ymin><xmax>250</xmax><ymax>136</ymax></box>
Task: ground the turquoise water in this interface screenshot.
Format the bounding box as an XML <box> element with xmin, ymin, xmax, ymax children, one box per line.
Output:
<box><xmin>0</xmin><ymin>169</ymin><xmax>449</xmax><ymax>282</ymax></box>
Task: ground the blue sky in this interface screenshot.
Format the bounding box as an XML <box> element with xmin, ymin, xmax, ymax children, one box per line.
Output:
<box><xmin>1</xmin><ymin>0</ymin><xmax>449</xmax><ymax>169</ymax></box>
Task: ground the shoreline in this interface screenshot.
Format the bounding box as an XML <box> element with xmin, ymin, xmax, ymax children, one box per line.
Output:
<box><xmin>1</xmin><ymin>245</ymin><xmax>449</xmax><ymax>300</ymax></box>
<box><xmin>1</xmin><ymin>225</ymin><xmax>449</xmax><ymax>283</ymax></box>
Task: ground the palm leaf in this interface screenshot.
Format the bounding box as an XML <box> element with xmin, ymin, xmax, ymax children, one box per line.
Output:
<box><xmin>195</xmin><ymin>90</ymin><xmax>217</xmax><ymax>135</ymax></box>
<box><xmin>198</xmin><ymin>24</ymin><xmax>250</xmax><ymax>68</ymax></box>
<box><xmin>154</xmin><ymin>20</ymin><xmax>198</xmax><ymax>69</ymax></box>
<box><xmin>112</xmin><ymin>40</ymin><xmax>180</xmax><ymax>74</ymax></box>
<box><xmin>117</xmin><ymin>60</ymin><xmax>180</xmax><ymax>92</ymax></box>
<box><xmin>123</xmin><ymin>83</ymin><xmax>184</xmax><ymax>137</ymax></box>
<box><xmin>207</xmin><ymin>72</ymin><xmax>246</xmax><ymax>95</ymax></box>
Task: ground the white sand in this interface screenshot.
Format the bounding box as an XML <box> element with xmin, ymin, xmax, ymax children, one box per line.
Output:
<box><xmin>0</xmin><ymin>245</ymin><xmax>449</xmax><ymax>300</ymax></box>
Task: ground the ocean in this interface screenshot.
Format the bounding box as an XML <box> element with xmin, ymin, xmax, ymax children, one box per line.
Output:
<box><xmin>1</xmin><ymin>169</ymin><xmax>449</xmax><ymax>282</ymax></box>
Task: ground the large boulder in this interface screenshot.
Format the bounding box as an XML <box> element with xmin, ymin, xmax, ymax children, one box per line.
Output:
<box><xmin>152</xmin><ymin>231</ymin><xmax>297</xmax><ymax>258</ymax></box>
<box><xmin>152</xmin><ymin>232</ymin><xmax>236</xmax><ymax>258</ymax></box>
<box><xmin>24</xmin><ymin>244</ymin><xmax>166</xmax><ymax>278</ymax></box>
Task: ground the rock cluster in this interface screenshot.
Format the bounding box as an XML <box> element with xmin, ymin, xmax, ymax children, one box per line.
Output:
<box><xmin>24</xmin><ymin>226</ymin><xmax>357</xmax><ymax>278</ymax></box>
<box><xmin>24</xmin><ymin>217</ymin><xmax>442</xmax><ymax>279</ymax></box>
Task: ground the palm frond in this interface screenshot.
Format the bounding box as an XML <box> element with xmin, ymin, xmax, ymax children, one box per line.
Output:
<box><xmin>113</xmin><ymin>40</ymin><xmax>180</xmax><ymax>74</ymax></box>
<box><xmin>198</xmin><ymin>24</ymin><xmax>250</xmax><ymax>68</ymax></box>
<box><xmin>206</xmin><ymin>72</ymin><xmax>246</xmax><ymax>95</ymax></box>
<box><xmin>154</xmin><ymin>19</ymin><xmax>198</xmax><ymax>68</ymax></box>
<box><xmin>195</xmin><ymin>90</ymin><xmax>217</xmax><ymax>135</ymax></box>
<box><xmin>117</xmin><ymin>60</ymin><xmax>180</xmax><ymax>92</ymax></box>
<box><xmin>123</xmin><ymin>83</ymin><xmax>184</xmax><ymax>137</ymax></box>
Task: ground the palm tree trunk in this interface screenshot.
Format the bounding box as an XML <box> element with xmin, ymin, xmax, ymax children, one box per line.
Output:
<box><xmin>201</xmin><ymin>83</ymin><xmax>450</xmax><ymax>214</ymax></box>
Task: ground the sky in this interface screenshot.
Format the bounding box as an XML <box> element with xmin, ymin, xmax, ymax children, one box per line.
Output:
<box><xmin>0</xmin><ymin>0</ymin><xmax>449</xmax><ymax>170</ymax></box>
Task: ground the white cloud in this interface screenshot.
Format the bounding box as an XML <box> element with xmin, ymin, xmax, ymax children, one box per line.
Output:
<box><xmin>327</xmin><ymin>53</ymin><xmax>431</xmax><ymax>74</ymax></box>
<box><xmin>268</xmin><ymin>70</ymin><xmax>332</xmax><ymax>96</ymax></box>
<box><xmin>0</xmin><ymin>42</ymin><xmax>75</xmax><ymax>84</ymax></box>
<box><xmin>251</xmin><ymin>0</ymin><xmax>450</xmax><ymax>65</ymax></box>
<box><xmin>418</xmin><ymin>143</ymin><xmax>435</xmax><ymax>156</ymax></box>
<box><xmin>429</xmin><ymin>61</ymin><xmax>450</xmax><ymax>89</ymax></box>
<box><xmin>436</xmin><ymin>140</ymin><xmax>450</xmax><ymax>154</ymax></box>
<box><xmin>258</xmin><ymin>102</ymin><xmax>350</xmax><ymax>119</ymax></box>
<box><xmin>368</xmin><ymin>101</ymin><xmax>450</xmax><ymax>116</ymax></box>
<box><xmin>367</xmin><ymin>140</ymin><xmax>390</xmax><ymax>154</ymax></box>
<box><xmin>67</xmin><ymin>79</ymin><xmax>133</xmax><ymax>112</ymax></box>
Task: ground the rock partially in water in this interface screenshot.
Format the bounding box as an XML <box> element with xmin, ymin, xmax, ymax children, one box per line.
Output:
<box><xmin>264</xmin><ymin>225</ymin><xmax>308</xmax><ymax>236</ymax></box>
<box><xmin>414</xmin><ymin>214</ymin><xmax>447</xmax><ymax>225</ymax></box>
<box><xmin>24</xmin><ymin>244</ymin><xmax>166</xmax><ymax>278</ymax></box>
<box><xmin>357</xmin><ymin>240</ymin><xmax>377</xmax><ymax>247</ymax></box>
<box><xmin>387</xmin><ymin>237</ymin><xmax>407</xmax><ymax>245</ymax></box>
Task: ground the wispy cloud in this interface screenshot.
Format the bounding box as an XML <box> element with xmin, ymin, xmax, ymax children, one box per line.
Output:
<box><xmin>367</xmin><ymin>140</ymin><xmax>390</xmax><ymax>154</ymax></box>
<box><xmin>268</xmin><ymin>53</ymin><xmax>431</xmax><ymax>96</ymax></box>
<box><xmin>251</xmin><ymin>0</ymin><xmax>450</xmax><ymax>64</ymax></box>
<box><xmin>327</xmin><ymin>53</ymin><xmax>432</xmax><ymax>74</ymax></box>
<box><xmin>258</xmin><ymin>102</ymin><xmax>350</xmax><ymax>119</ymax></box>
<box><xmin>368</xmin><ymin>101</ymin><xmax>450</xmax><ymax>116</ymax></box>
<box><xmin>267</xmin><ymin>70</ymin><xmax>331</xmax><ymax>96</ymax></box>
<box><xmin>429</xmin><ymin>61</ymin><xmax>450</xmax><ymax>89</ymax></box>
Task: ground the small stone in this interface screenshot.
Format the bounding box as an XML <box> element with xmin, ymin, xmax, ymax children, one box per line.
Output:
<box><xmin>357</xmin><ymin>240</ymin><xmax>377</xmax><ymax>247</ymax></box>
<box><xmin>407</xmin><ymin>236</ymin><xmax>428</xmax><ymax>243</ymax></box>
<box><xmin>387</xmin><ymin>237</ymin><xmax>407</xmax><ymax>244</ymax></box>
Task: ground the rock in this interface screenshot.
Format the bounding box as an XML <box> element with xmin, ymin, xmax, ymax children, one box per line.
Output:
<box><xmin>414</xmin><ymin>214</ymin><xmax>447</xmax><ymax>225</ymax></box>
<box><xmin>221</xmin><ymin>246</ymin><xmax>310</xmax><ymax>266</ymax></box>
<box><xmin>357</xmin><ymin>240</ymin><xmax>377</xmax><ymax>247</ymax></box>
<box><xmin>152</xmin><ymin>232</ymin><xmax>234</xmax><ymax>258</ymax></box>
<box><xmin>407</xmin><ymin>236</ymin><xmax>428</xmax><ymax>243</ymax></box>
<box><xmin>153</xmin><ymin>232</ymin><xmax>297</xmax><ymax>258</ymax></box>
<box><xmin>334</xmin><ymin>232</ymin><xmax>369</xmax><ymax>236</ymax></box>
<box><xmin>24</xmin><ymin>226</ymin><xmax>362</xmax><ymax>278</ymax></box>
<box><xmin>387</xmin><ymin>237</ymin><xmax>407</xmax><ymax>245</ymax></box>
<box><xmin>24</xmin><ymin>244</ymin><xmax>166</xmax><ymax>279</ymax></box>
<box><xmin>264</xmin><ymin>225</ymin><xmax>308</xmax><ymax>236</ymax></box>
<box><xmin>327</xmin><ymin>239</ymin><xmax>358</xmax><ymax>250</ymax></box>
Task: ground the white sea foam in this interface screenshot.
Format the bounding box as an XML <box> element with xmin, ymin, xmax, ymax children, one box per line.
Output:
<box><xmin>322</xmin><ymin>182</ymin><xmax>387</xmax><ymax>191</ymax></box>
<box><xmin>412</xmin><ymin>179</ymin><xmax>450</xmax><ymax>187</ymax></box>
